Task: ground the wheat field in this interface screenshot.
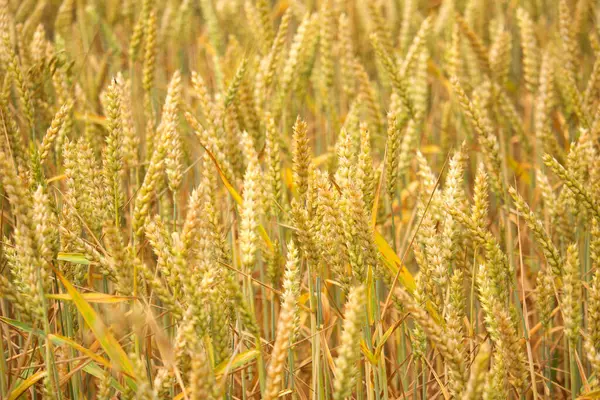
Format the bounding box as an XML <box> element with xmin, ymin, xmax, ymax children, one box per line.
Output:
<box><xmin>0</xmin><ymin>0</ymin><xmax>599</xmax><ymax>398</ymax></box>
